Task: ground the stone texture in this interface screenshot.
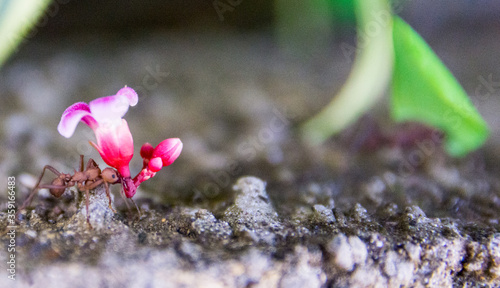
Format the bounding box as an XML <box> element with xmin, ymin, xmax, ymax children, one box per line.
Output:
<box><xmin>3</xmin><ymin>176</ymin><xmax>500</xmax><ymax>287</ymax></box>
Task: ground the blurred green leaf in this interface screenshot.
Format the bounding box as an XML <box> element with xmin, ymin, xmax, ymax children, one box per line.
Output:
<box><xmin>0</xmin><ymin>0</ymin><xmax>52</xmax><ymax>67</ymax></box>
<box><xmin>300</xmin><ymin>0</ymin><xmax>393</xmax><ymax>145</ymax></box>
<box><xmin>326</xmin><ymin>0</ymin><xmax>356</xmax><ymax>24</ymax></box>
<box><xmin>391</xmin><ymin>17</ymin><xmax>489</xmax><ymax>157</ymax></box>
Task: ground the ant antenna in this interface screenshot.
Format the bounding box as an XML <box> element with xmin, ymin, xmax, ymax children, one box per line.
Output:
<box><xmin>130</xmin><ymin>198</ymin><xmax>142</xmax><ymax>218</ymax></box>
<box><xmin>119</xmin><ymin>182</ymin><xmax>131</xmax><ymax>211</ymax></box>
<box><xmin>119</xmin><ymin>181</ymin><xmax>141</xmax><ymax>217</ymax></box>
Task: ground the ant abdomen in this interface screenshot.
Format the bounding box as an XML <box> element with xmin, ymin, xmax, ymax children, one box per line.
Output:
<box><xmin>50</xmin><ymin>177</ymin><xmax>66</xmax><ymax>197</ymax></box>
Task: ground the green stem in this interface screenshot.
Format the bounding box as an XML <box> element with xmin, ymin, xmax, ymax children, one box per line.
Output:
<box><xmin>300</xmin><ymin>0</ymin><xmax>393</xmax><ymax>145</ymax></box>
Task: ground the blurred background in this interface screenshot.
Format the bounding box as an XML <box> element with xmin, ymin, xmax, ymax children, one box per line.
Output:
<box><xmin>1</xmin><ymin>0</ymin><xmax>500</xmax><ymax>215</ymax></box>
<box><xmin>2</xmin><ymin>3</ymin><xmax>500</xmax><ymax>286</ymax></box>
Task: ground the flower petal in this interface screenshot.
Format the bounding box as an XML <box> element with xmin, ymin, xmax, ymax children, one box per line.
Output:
<box><xmin>89</xmin><ymin>94</ymin><xmax>130</xmax><ymax>126</ymax></box>
<box><xmin>116</xmin><ymin>86</ymin><xmax>138</xmax><ymax>106</ymax></box>
<box><xmin>94</xmin><ymin>119</ymin><xmax>134</xmax><ymax>177</ymax></box>
<box><xmin>57</xmin><ymin>102</ymin><xmax>97</xmax><ymax>138</ymax></box>
<box><xmin>88</xmin><ymin>87</ymin><xmax>138</xmax><ymax>125</ymax></box>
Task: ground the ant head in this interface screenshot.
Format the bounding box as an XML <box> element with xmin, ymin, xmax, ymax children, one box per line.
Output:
<box><xmin>101</xmin><ymin>168</ymin><xmax>120</xmax><ymax>184</ymax></box>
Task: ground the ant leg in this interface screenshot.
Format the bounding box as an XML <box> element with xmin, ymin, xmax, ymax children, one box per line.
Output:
<box><xmin>104</xmin><ymin>182</ymin><xmax>116</xmax><ymax>213</ymax></box>
<box><xmin>38</xmin><ymin>184</ymin><xmax>68</xmax><ymax>190</ymax></box>
<box><xmin>85</xmin><ymin>189</ymin><xmax>93</xmax><ymax>230</ymax></box>
<box><xmin>84</xmin><ymin>179</ymin><xmax>103</xmax><ymax>190</ymax></box>
<box><xmin>79</xmin><ymin>155</ymin><xmax>84</xmax><ymax>172</ymax></box>
<box><xmin>17</xmin><ymin>165</ymin><xmax>62</xmax><ymax>216</ymax></box>
<box><xmin>79</xmin><ymin>155</ymin><xmax>99</xmax><ymax>173</ymax></box>
<box><xmin>82</xmin><ymin>179</ymin><xmax>116</xmax><ymax>213</ymax></box>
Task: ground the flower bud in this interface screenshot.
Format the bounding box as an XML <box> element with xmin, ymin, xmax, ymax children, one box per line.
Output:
<box><xmin>140</xmin><ymin>142</ymin><xmax>154</xmax><ymax>160</ymax></box>
<box><xmin>148</xmin><ymin>157</ymin><xmax>163</xmax><ymax>173</ymax></box>
<box><xmin>152</xmin><ymin>138</ymin><xmax>183</xmax><ymax>167</ymax></box>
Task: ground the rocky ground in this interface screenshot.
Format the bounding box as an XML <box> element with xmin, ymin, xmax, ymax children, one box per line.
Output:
<box><xmin>1</xmin><ymin>16</ymin><xmax>500</xmax><ymax>288</ymax></box>
<box><xmin>2</xmin><ymin>174</ymin><xmax>500</xmax><ymax>287</ymax></box>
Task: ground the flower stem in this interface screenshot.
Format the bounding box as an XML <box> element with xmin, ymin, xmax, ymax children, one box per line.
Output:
<box><xmin>299</xmin><ymin>0</ymin><xmax>394</xmax><ymax>145</ymax></box>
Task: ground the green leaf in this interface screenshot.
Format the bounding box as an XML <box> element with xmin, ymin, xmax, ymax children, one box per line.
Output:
<box><xmin>300</xmin><ymin>0</ymin><xmax>394</xmax><ymax>145</ymax></box>
<box><xmin>0</xmin><ymin>0</ymin><xmax>52</xmax><ymax>68</ymax></box>
<box><xmin>391</xmin><ymin>17</ymin><xmax>489</xmax><ymax>157</ymax></box>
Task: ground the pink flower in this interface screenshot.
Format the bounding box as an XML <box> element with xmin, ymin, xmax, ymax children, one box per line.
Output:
<box><xmin>132</xmin><ymin>139</ymin><xmax>183</xmax><ymax>192</ymax></box>
<box><xmin>57</xmin><ymin>86</ymin><xmax>183</xmax><ymax>200</ymax></box>
<box><xmin>57</xmin><ymin>87</ymin><xmax>138</xmax><ymax>178</ymax></box>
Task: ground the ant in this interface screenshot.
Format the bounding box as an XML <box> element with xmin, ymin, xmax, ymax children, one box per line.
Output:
<box><xmin>17</xmin><ymin>155</ymin><xmax>121</xmax><ymax>229</ymax></box>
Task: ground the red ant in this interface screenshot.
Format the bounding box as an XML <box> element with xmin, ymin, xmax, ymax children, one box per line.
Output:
<box><xmin>17</xmin><ymin>155</ymin><xmax>122</xmax><ymax>229</ymax></box>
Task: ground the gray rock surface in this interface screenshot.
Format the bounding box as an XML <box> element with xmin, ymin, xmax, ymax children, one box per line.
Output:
<box><xmin>223</xmin><ymin>177</ymin><xmax>282</xmax><ymax>245</ymax></box>
<box><xmin>2</xmin><ymin>176</ymin><xmax>500</xmax><ymax>287</ymax></box>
